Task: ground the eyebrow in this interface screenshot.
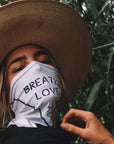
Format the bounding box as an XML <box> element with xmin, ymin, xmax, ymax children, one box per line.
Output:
<box><xmin>8</xmin><ymin>56</ymin><xmax>26</xmax><ymax>69</ymax></box>
<box><xmin>33</xmin><ymin>50</ymin><xmax>49</xmax><ymax>58</ymax></box>
<box><xmin>8</xmin><ymin>50</ymin><xmax>49</xmax><ymax>70</ymax></box>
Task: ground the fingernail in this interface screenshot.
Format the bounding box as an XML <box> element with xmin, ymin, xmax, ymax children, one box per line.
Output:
<box><xmin>60</xmin><ymin>123</ymin><xmax>69</xmax><ymax>129</ymax></box>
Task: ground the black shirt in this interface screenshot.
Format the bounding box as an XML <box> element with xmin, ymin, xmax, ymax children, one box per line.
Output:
<box><xmin>2</xmin><ymin>124</ymin><xmax>77</xmax><ymax>144</ymax></box>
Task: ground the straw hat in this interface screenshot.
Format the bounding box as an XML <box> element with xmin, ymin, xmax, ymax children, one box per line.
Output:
<box><xmin>0</xmin><ymin>0</ymin><xmax>92</xmax><ymax>102</ymax></box>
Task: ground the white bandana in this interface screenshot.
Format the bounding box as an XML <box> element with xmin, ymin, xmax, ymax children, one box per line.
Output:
<box><xmin>8</xmin><ymin>61</ymin><xmax>62</xmax><ymax>128</ymax></box>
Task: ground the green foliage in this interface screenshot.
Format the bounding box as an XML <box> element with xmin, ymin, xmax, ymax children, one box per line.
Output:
<box><xmin>0</xmin><ymin>0</ymin><xmax>114</xmax><ymax>143</ymax></box>
<box><xmin>59</xmin><ymin>0</ymin><xmax>114</xmax><ymax>143</ymax></box>
<box><xmin>0</xmin><ymin>0</ymin><xmax>17</xmax><ymax>5</ymax></box>
<box><xmin>83</xmin><ymin>80</ymin><xmax>104</xmax><ymax>111</ymax></box>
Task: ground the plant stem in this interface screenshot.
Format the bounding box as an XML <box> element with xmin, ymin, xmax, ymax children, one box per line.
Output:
<box><xmin>93</xmin><ymin>42</ymin><xmax>114</xmax><ymax>50</ymax></box>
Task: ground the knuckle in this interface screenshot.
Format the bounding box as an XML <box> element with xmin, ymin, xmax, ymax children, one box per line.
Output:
<box><xmin>82</xmin><ymin>130</ymin><xmax>90</xmax><ymax>139</ymax></box>
<box><xmin>69</xmin><ymin>108</ymin><xmax>75</xmax><ymax>112</ymax></box>
<box><xmin>68</xmin><ymin>124</ymin><xmax>72</xmax><ymax>132</ymax></box>
<box><xmin>88</xmin><ymin>112</ymin><xmax>95</xmax><ymax>119</ymax></box>
<box><xmin>81</xmin><ymin>131</ymin><xmax>87</xmax><ymax>139</ymax></box>
<box><xmin>68</xmin><ymin>124</ymin><xmax>75</xmax><ymax>133</ymax></box>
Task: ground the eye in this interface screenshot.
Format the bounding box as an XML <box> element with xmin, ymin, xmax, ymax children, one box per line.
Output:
<box><xmin>39</xmin><ymin>59</ymin><xmax>52</xmax><ymax>64</ymax></box>
<box><xmin>13</xmin><ymin>66</ymin><xmax>24</xmax><ymax>73</ymax></box>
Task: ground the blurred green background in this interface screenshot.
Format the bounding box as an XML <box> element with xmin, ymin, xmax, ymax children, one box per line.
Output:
<box><xmin>0</xmin><ymin>0</ymin><xmax>114</xmax><ymax>143</ymax></box>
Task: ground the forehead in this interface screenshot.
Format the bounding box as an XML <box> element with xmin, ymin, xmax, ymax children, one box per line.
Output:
<box><xmin>6</xmin><ymin>45</ymin><xmax>47</xmax><ymax>64</ymax></box>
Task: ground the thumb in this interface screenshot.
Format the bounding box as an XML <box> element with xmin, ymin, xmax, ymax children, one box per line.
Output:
<box><xmin>61</xmin><ymin>123</ymin><xmax>86</xmax><ymax>138</ymax></box>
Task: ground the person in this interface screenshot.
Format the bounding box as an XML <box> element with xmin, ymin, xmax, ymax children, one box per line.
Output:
<box><xmin>0</xmin><ymin>44</ymin><xmax>77</xmax><ymax>144</ymax></box>
<box><xmin>0</xmin><ymin>0</ymin><xmax>113</xmax><ymax>144</ymax></box>
<box><xmin>61</xmin><ymin>109</ymin><xmax>114</xmax><ymax>144</ymax></box>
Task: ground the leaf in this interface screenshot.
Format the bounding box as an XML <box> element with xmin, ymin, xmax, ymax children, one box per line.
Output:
<box><xmin>105</xmin><ymin>47</ymin><xmax>114</xmax><ymax>101</ymax></box>
<box><xmin>105</xmin><ymin>113</ymin><xmax>114</xmax><ymax>121</ymax></box>
<box><xmin>85</xmin><ymin>0</ymin><xmax>98</xmax><ymax>19</ymax></box>
<box><xmin>93</xmin><ymin>0</ymin><xmax>111</xmax><ymax>24</ymax></box>
<box><xmin>83</xmin><ymin>80</ymin><xmax>104</xmax><ymax>111</ymax></box>
<box><xmin>107</xmin><ymin>47</ymin><xmax>114</xmax><ymax>74</ymax></box>
<box><xmin>61</xmin><ymin>0</ymin><xmax>68</xmax><ymax>4</ymax></box>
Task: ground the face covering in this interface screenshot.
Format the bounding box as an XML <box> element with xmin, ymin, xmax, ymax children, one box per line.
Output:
<box><xmin>9</xmin><ymin>61</ymin><xmax>63</xmax><ymax>128</ymax></box>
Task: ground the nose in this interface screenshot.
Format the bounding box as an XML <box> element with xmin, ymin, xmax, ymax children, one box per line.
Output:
<box><xmin>27</xmin><ymin>58</ymin><xmax>35</xmax><ymax>64</ymax></box>
<box><xmin>27</xmin><ymin>58</ymin><xmax>41</xmax><ymax>69</ymax></box>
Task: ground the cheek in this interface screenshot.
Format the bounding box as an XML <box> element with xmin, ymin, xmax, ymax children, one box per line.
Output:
<box><xmin>7</xmin><ymin>76</ymin><xmax>12</xmax><ymax>88</ymax></box>
<box><xmin>7</xmin><ymin>73</ymin><xmax>17</xmax><ymax>87</ymax></box>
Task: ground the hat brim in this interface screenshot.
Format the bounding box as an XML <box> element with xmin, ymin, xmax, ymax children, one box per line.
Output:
<box><xmin>0</xmin><ymin>0</ymin><xmax>92</xmax><ymax>102</ymax></box>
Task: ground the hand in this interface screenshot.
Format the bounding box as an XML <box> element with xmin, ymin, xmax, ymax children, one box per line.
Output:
<box><xmin>61</xmin><ymin>109</ymin><xmax>114</xmax><ymax>144</ymax></box>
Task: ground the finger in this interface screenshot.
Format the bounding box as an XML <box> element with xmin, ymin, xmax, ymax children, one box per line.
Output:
<box><xmin>62</xmin><ymin>109</ymin><xmax>91</xmax><ymax>123</ymax></box>
<box><xmin>61</xmin><ymin>122</ymin><xmax>86</xmax><ymax>138</ymax></box>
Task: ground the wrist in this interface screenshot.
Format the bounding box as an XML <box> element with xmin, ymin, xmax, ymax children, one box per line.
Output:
<box><xmin>108</xmin><ymin>137</ymin><xmax>114</xmax><ymax>144</ymax></box>
<box><xmin>102</xmin><ymin>136</ymin><xmax>114</xmax><ymax>144</ymax></box>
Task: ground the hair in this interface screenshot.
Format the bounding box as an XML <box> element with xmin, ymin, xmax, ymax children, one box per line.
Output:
<box><xmin>0</xmin><ymin>44</ymin><xmax>69</xmax><ymax>128</ymax></box>
<box><xmin>0</xmin><ymin>60</ymin><xmax>13</xmax><ymax>128</ymax></box>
